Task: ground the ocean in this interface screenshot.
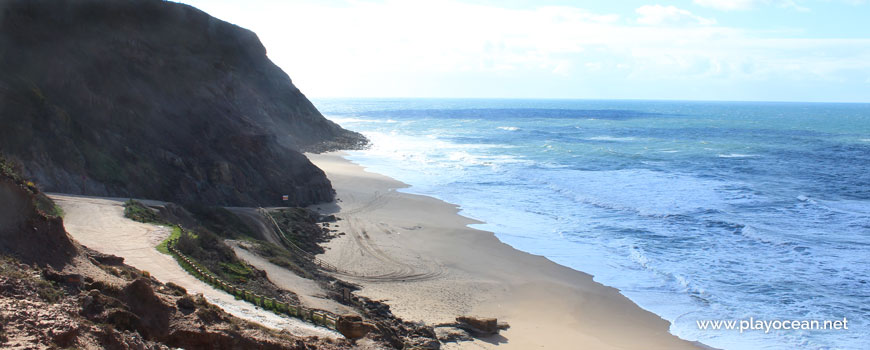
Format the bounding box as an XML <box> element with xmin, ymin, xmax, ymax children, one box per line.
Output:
<box><xmin>312</xmin><ymin>98</ymin><xmax>870</xmax><ymax>350</ymax></box>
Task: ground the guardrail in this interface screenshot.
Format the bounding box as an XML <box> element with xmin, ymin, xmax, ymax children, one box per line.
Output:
<box><xmin>166</xmin><ymin>237</ymin><xmax>339</xmax><ymax>330</ymax></box>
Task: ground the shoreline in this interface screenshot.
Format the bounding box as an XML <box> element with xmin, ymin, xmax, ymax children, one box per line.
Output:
<box><xmin>308</xmin><ymin>151</ymin><xmax>710</xmax><ymax>349</ymax></box>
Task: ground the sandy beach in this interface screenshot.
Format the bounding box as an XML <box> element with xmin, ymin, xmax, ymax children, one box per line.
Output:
<box><xmin>308</xmin><ymin>152</ymin><xmax>707</xmax><ymax>350</ymax></box>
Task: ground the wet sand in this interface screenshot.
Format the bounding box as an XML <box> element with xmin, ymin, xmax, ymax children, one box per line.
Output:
<box><xmin>307</xmin><ymin>152</ymin><xmax>707</xmax><ymax>349</ymax></box>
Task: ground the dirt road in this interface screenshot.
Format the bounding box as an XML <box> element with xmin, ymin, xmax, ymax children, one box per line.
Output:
<box><xmin>49</xmin><ymin>194</ymin><xmax>340</xmax><ymax>339</ymax></box>
<box><xmin>228</xmin><ymin>241</ymin><xmax>357</xmax><ymax>316</ymax></box>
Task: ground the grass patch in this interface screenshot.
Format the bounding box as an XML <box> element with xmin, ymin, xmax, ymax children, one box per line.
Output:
<box><xmin>247</xmin><ymin>241</ymin><xmax>312</xmax><ymax>279</ymax></box>
<box><xmin>0</xmin><ymin>256</ymin><xmax>65</xmax><ymax>304</ymax></box>
<box><xmin>35</xmin><ymin>279</ymin><xmax>64</xmax><ymax>303</ymax></box>
<box><xmin>33</xmin><ymin>192</ymin><xmax>63</xmax><ymax>218</ymax></box>
<box><xmin>155</xmin><ymin>226</ymin><xmax>182</xmax><ymax>255</ymax></box>
<box><xmin>218</xmin><ymin>261</ymin><xmax>252</xmax><ymax>284</ymax></box>
<box><xmin>267</xmin><ymin>208</ymin><xmax>330</xmax><ymax>254</ymax></box>
<box><xmin>123</xmin><ymin>199</ymin><xmax>163</xmax><ymax>224</ymax></box>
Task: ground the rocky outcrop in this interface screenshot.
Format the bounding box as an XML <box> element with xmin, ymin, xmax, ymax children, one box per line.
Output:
<box><xmin>0</xmin><ymin>0</ymin><xmax>366</xmax><ymax>207</ymax></box>
<box><xmin>336</xmin><ymin>314</ymin><xmax>377</xmax><ymax>340</ymax></box>
<box><xmin>433</xmin><ymin>316</ymin><xmax>510</xmax><ymax>344</ymax></box>
<box><xmin>0</xmin><ymin>158</ymin><xmax>357</xmax><ymax>349</ymax></box>
<box><xmin>0</xmin><ymin>159</ymin><xmax>77</xmax><ymax>269</ymax></box>
<box><xmin>121</xmin><ymin>278</ymin><xmax>174</xmax><ymax>339</ymax></box>
<box><xmin>455</xmin><ymin>316</ymin><xmax>500</xmax><ymax>335</ymax></box>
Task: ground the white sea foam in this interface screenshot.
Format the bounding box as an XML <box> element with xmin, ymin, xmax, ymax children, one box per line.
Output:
<box><xmin>585</xmin><ymin>136</ymin><xmax>636</xmax><ymax>142</ymax></box>
<box><xmin>718</xmin><ymin>153</ymin><xmax>758</xmax><ymax>158</ymax></box>
<box><xmin>526</xmin><ymin>168</ymin><xmax>729</xmax><ymax>216</ymax></box>
<box><xmin>334</xmin><ymin>102</ymin><xmax>870</xmax><ymax>350</ymax></box>
<box><xmin>497</xmin><ymin>126</ymin><xmax>520</xmax><ymax>131</ymax></box>
<box><xmin>327</xmin><ymin>116</ymin><xmax>398</xmax><ymax>125</ymax></box>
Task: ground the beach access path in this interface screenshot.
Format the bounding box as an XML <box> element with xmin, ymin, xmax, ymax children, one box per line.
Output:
<box><xmin>307</xmin><ymin>152</ymin><xmax>709</xmax><ymax>350</ymax></box>
<box><xmin>49</xmin><ymin>194</ymin><xmax>340</xmax><ymax>340</ymax></box>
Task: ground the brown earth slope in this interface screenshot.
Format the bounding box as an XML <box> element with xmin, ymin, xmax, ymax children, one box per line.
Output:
<box><xmin>0</xmin><ymin>157</ymin><xmax>358</xmax><ymax>350</ymax></box>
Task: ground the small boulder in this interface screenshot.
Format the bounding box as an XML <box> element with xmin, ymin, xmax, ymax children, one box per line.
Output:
<box><xmin>176</xmin><ymin>295</ymin><xmax>196</xmax><ymax>312</ymax></box>
<box><xmin>165</xmin><ymin>282</ymin><xmax>187</xmax><ymax>296</ymax></box>
<box><xmin>336</xmin><ymin>314</ymin><xmax>377</xmax><ymax>340</ymax></box>
<box><xmin>42</xmin><ymin>269</ymin><xmax>83</xmax><ymax>288</ymax></box>
<box><xmin>122</xmin><ymin>278</ymin><xmax>173</xmax><ymax>338</ymax></box>
<box><xmin>48</xmin><ymin>322</ymin><xmax>79</xmax><ymax>347</ymax></box>
<box><xmin>456</xmin><ymin>316</ymin><xmax>500</xmax><ymax>336</ymax></box>
<box><xmin>105</xmin><ymin>308</ymin><xmax>141</xmax><ymax>332</ymax></box>
<box><xmin>89</xmin><ymin>252</ymin><xmax>125</xmax><ymax>265</ymax></box>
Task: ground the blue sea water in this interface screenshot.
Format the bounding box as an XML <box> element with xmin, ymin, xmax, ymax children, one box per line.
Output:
<box><xmin>312</xmin><ymin>98</ymin><xmax>870</xmax><ymax>350</ymax></box>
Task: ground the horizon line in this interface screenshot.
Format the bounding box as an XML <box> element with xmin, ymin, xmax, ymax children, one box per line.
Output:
<box><xmin>307</xmin><ymin>96</ymin><xmax>870</xmax><ymax>104</ymax></box>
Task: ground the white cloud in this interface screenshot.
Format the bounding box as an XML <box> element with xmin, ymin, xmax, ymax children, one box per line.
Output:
<box><xmin>180</xmin><ymin>0</ymin><xmax>870</xmax><ymax>100</ymax></box>
<box><xmin>693</xmin><ymin>0</ymin><xmax>758</xmax><ymax>11</ymax></box>
<box><xmin>778</xmin><ymin>0</ymin><xmax>811</xmax><ymax>11</ymax></box>
<box><xmin>636</xmin><ymin>5</ymin><xmax>717</xmax><ymax>25</ymax></box>
<box><xmin>693</xmin><ymin>0</ymin><xmax>815</xmax><ymax>11</ymax></box>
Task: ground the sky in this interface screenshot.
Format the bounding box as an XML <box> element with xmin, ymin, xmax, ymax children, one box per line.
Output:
<box><xmin>177</xmin><ymin>0</ymin><xmax>870</xmax><ymax>102</ymax></box>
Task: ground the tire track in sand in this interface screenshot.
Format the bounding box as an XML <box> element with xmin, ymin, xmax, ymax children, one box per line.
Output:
<box><xmin>324</xmin><ymin>191</ymin><xmax>446</xmax><ymax>283</ymax></box>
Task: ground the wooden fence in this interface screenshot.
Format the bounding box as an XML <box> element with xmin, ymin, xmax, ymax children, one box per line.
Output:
<box><xmin>257</xmin><ymin>207</ymin><xmax>344</xmax><ymax>273</ymax></box>
<box><xmin>166</xmin><ymin>238</ymin><xmax>339</xmax><ymax>330</ymax></box>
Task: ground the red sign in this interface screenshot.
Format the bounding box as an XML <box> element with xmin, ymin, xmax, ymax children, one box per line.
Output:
<box><xmin>282</xmin><ymin>195</ymin><xmax>289</xmax><ymax>201</ymax></box>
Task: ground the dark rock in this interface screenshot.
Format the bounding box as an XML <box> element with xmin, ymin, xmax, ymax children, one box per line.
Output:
<box><xmin>105</xmin><ymin>308</ymin><xmax>142</xmax><ymax>332</ymax></box>
<box><xmin>88</xmin><ymin>252</ymin><xmax>125</xmax><ymax>265</ymax></box>
<box><xmin>455</xmin><ymin>316</ymin><xmax>501</xmax><ymax>336</ymax></box>
<box><xmin>336</xmin><ymin>314</ymin><xmax>377</xmax><ymax>340</ymax></box>
<box><xmin>405</xmin><ymin>336</ymin><xmax>441</xmax><ymax>349</ymax></box>
<box><xmin>43</xmin><ymin>268</ymin><xmax>83</xmax><ymax>288</ymax></box>
<box><xmin>176</xmin><ymin>295</ymin><xmax>196</xmax><ymax>311</ymax></box>
<box><xmin>49</xmin><ymin>323</ymin><xmax>80</xmax><ymax>347</ymax></box>
<box><xmin>165</xmin><ymin>282</ymin><xmax>187</xmax><ymax>296</ymax></box>
<box><xmin>0</xmin><ymin>177</ymin><xmax>77</xmax><ymax>269</ymax></box>
<box><xmin>413</xmin><ymin>325</ymin><xmax>438</xmax><ymax>339</ymax></box>
<box><xmin>0</xmin><ymin>0</ymin><xmax>367</xmax><ymax>207</ymax></box>
<box><xmin>122</xmin><ymin>278</ymin><xmax>174</xmax><ymax>338</ymax></box>
<box><xmin>81</xmin><ymin>289</ymin><xmax>126</xmax><ymax>318</ymax></box>
<box><xmin>375</xmin><ymin>321</ymin><xmax>405</xmax><ymax>349</ymax></box>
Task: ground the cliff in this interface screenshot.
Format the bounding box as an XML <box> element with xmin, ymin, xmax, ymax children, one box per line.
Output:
<box><xmin>0</xmin><ymin>0</ymin><xmax>366</xmax><ymax>206</ymax></box>
<box><xmin>0</xmin><ymin>157</ymin><xmax>357</xmax><ymax>349</ymax></box>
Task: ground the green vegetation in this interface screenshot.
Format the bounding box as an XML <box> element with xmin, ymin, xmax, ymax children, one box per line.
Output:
<box><xmin>1</xmin><ymin>155</ymin><xmax>63</xmax><ymax>218</ymax></box>
<box><xmin>218</xmin><ymin>261</ymin><xmax>253</xmax><ymax>284</ymax></box>
<box><xmin>35</xmin><ymin>279</ymin><xmax>64</xmax><ymax>303</ymax></box>
<box><xmin>184</xmin><ymin>204</ymin><xmax>255</xmax><ymax>238</ymax></box>
<box><xmin>0</xmin><ymin>155</ymin><xmax>17</xmax><ymax>179</ymax></box>
<box><xmin>173</xmin><ymin>229</ymin><xmax>275</xmax><ymax>294</ymax></box>
<box><xmin>0</xmin><ymin>256</ymin><xmax>64</xmax><ymax>304</ymax></box>
<box><xmin>33</xmin><ymin>192</ymin><xmax>63</xmax><ymax>218</ymax></box>
<box><xmin>268</xmin><ymin>208</ymin><xmax>330</xmax><ymax>254</ymax></box>
<box><xmin>123</xmin><ymin>199</ymin><xmax>163</xmax><ymax>224</ymax></box>
<box><xmin>247</xmin><ymin>241</ymin><xmax>313</xmax><ymax>279</ymax></box>
<box><xmin>167</xmin><ymin>247</ymin><xmax>334</xmax><ymax>328</ymax></box>
<box><xmin>155</xmin><ymin>226</ymin><xmax>182</xmax><ymax>255</ymax></box>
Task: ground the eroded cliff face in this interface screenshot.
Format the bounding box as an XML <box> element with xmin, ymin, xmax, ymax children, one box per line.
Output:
<box><xmin>0</xmin><ymin>158</ymin><xmax>354</xmax><ymax>349</ymax></box>
<box><xmin>0</xmin><ymin>169</ymin><xmax>77</xmax><ymax>269</ymax></box>
<box><xmin>0</xmin><ymin>0</ymin><xmax>365</xmax><ymax>206</ymax></box>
